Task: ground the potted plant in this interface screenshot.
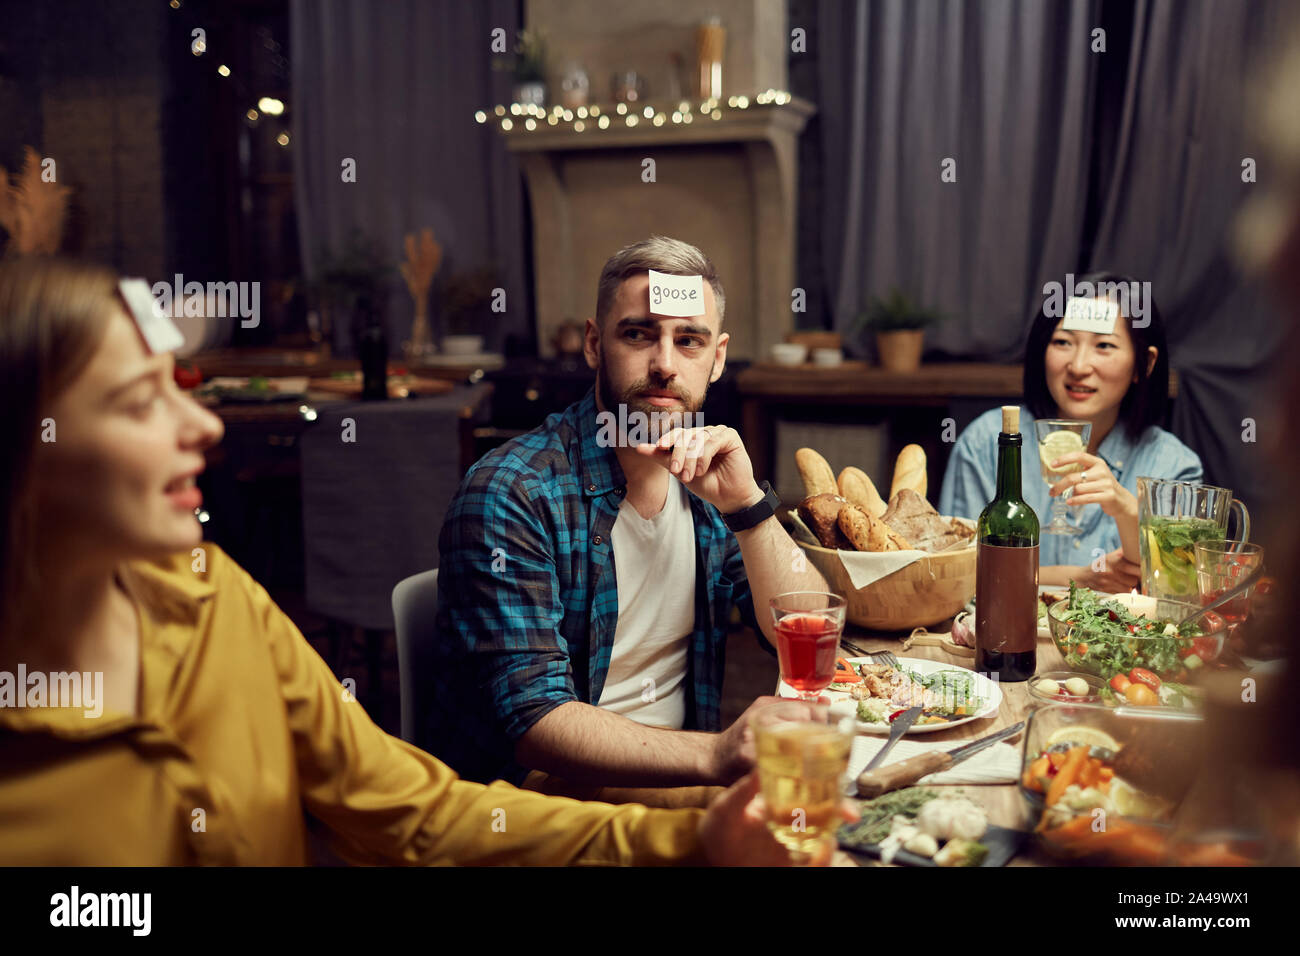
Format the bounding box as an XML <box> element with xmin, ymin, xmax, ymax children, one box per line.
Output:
<box><xmin>308</xmin><ymin>229</ymin><xmax>392</xmax><ymax>357</ymax></box>
<box><xmin>440</xmin><ymin>266</ymin><xmax>499</xmax><ymax>356</ymax></box>
<box><xmin>509</xmin><ymin>30</ymin><xmax>548</xmax><ymax>107</ymax></box>
<box><xmin>856</xmin><ymin>289</ymin><xmax>944</xmax><ymax>373</ymax></box>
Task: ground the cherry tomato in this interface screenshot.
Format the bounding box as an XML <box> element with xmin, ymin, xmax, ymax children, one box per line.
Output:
<box><xmin>1129</xmin><ymin>668</ymin><xmax>1162</xmax><ymax>692</ymax></box>
<box><xmin>1110</xmin><ymin>674</ymin><xmax>1132</xmax><ymax>693</ymax></box>
<box><xmin>1256</xmin><ymin>577</ymin><xmax>1274</xmax><ymax>596</ymax></box>
<box><xmin>174</xmin><ymin>362</ymin><xmax>203</xmax><ymax>389</ymax></box>
<box><xmin>1125</xmin><ymin>682</ymin><xmax>1159</xmax><ymax>706</ymax></box>
<box><xmin>1075</xmin><ymin>643</ymin><xmax>1089</xmax><ymax>656</ymax></box>
<box><xmin>1192</xmin><ymin>637</ymin><xmax>1218</xmax><ymax>660</ymax></box>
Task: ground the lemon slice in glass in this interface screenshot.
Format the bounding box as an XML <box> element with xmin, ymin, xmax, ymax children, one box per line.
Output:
<box><xmin>1045</xmin><ymin>726</ymin><xmax>1120</xmax><ymax>752</ymax></box>
<box><xmin>1109</xmin><ymin>776</ymin><xmax>1175</xmax><ymax>819</ymax></box>
<box><xmin>1039</xmin><ymin>430</ymin><xmax>1085</xmax><ymax>476</ymax></box>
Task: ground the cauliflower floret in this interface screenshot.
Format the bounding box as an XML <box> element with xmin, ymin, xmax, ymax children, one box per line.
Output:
<box><xmin>856</xmin><ymin>698</ymin><xmax>892</xmax><ymax>723</ymax></box>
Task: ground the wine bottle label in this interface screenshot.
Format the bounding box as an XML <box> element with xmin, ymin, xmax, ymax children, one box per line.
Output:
<box><xmin>975</xmin><ymin>542</ymin><xmax>1039</xmax><ymax>655</ymax></box>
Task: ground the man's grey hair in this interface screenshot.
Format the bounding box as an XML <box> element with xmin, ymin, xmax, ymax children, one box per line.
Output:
<box><xmin>595</xmin><ymin>235</ymin><xmax>726</xmax><ymax>325</ymax></box>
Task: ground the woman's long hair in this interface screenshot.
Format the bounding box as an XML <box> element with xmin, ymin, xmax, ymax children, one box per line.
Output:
<box><xmin>0</xmin><ymin>257</ymin><xmax>120</xmax><ymax>637</ymax></box>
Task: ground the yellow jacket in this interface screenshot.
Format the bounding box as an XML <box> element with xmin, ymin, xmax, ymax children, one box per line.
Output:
<box><xmin>0</xmin><ymin>545</ymin><xmax>706</xmax><ymax>865</ymax></box>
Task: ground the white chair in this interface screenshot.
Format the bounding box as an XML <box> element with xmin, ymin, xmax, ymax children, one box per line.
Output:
<box><xmin>391</xmin><ymin>569</ymin><xmax>439</xmax><ymax>745</ymax></box>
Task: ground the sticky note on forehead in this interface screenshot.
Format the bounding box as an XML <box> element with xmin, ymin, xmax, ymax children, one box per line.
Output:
<box><xmin>1063</xmin><ymin>296</ymin><xmax>1120</xmax><ymax>334</ymax></box>
<box><xmin>119</xmin><ymin>278</ymin><xmax>184</xmax><ymax>354</ymax></box>
<box><xmin>647</xmin><ymin>269</ymin><xmax>706</xmax><ymax>317</ymax></box>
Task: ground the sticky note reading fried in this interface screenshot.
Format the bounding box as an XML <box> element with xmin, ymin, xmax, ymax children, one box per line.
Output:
<box><xmin>1063</xmin><ymin>296</ymin><xmax>1120</xmax><ymax>335</ymax></box>
<box><xmin>119</xmin><ymin>278</ymin><xmax>184</xmax><ymax>353</ymax></box>
<box><xmin>647</xmin><ymin>269</ymin><xmax>706</xmax><ymax>317</ymax></box>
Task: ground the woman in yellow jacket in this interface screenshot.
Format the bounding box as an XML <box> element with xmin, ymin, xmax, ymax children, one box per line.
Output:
<box><xmin>0</xmin><ymin>259</ymin><xmax>810</xmax><ymax>866</ymax></box>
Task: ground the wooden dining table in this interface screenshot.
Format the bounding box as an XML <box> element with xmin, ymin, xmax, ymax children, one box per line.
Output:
<box><xmin>522</xmin><ymin>620</ymin><xmax>1071</xmax><ymax>866</ymax></box>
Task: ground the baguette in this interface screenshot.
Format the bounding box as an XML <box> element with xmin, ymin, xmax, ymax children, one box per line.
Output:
<box><xmin>837</xmin><ymin>466</ymin><xmax>888</xmax><ymax>519</ymax></box>
<box><xmin>795</xmin><ymin>447</ymin><xmax>838</xmax><ymax>497</ymax></box>
<box><xmin>839</xmin><ymin>505</ymin><xmax>912</xmax><ymax>552</ymax></box>
<box><xmin>889</xmin><ymin>444</ymin><xmax>928</xmax><ymax>500</ymax></box>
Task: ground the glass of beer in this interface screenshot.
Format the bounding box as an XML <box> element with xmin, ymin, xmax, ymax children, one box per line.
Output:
<box><xmin>770</xmin><ymin>591</ymin><xmax>846</xmax><ymax>701</ymax></box>
<box><xmin>751</xmin><ymin>702</ymin><xmax>854</xmax><ymax>865</ymax></box>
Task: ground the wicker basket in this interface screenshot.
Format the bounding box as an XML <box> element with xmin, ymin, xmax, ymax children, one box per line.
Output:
<box><xmin>796</xmin><ymin>535</ymin><xmax>977</xmax><ymax>631</ymax></box>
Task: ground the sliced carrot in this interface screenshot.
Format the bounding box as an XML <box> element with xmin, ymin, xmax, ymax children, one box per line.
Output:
<box><xmin>1098</xmin><ymin>766</ymin><xmax>1114</xmax><ymax>781</ymax></box>
<box><xmin>1048</xmin><ymin>752</ymin><xmax>1067</xmax><ymax>770</ymax></box>
<box><xmin>833</xmin><ymin>658</ymin><xmax>862</xmax><ymax>682</ymax></box>
<box><xmin>1078</xmin><ymin>757</ymin><xmax>1102</xmax><ymax>790</ymax></box>
<box><xmin>1042</xmin><ymin>814</ymin><xmax>1093</xmax><ymax>840</ymax></box>
<box><xmin>1109</xmin><ymin>826</ymin><xmax>1169</xmax><ymax>865</ymax></box>
<box><xmin>1046</xmin><ymin>746</ymin><xmax>1088</xmax><ymax>806</ymax></box>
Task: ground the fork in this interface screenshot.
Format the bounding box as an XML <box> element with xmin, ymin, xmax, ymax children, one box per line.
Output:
<box><xmin>840</xmin><ymin>641</ymin><xmax>899</xmax><ymax>669</ymax></box>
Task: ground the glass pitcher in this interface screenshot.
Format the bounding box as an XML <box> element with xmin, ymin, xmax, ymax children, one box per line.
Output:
<box><xmin>1136</xmin><ymin>477</ymin><xmax>1250</xmax><ymax>600</ymax></box>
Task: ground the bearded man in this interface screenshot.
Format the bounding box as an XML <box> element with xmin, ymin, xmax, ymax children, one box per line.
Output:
<box><xmin>424</xmin><ymin>236</ymin><xmax>827</xmax><ymax>791</ymax></box>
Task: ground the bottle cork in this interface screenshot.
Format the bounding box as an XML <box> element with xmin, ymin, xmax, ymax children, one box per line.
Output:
<box><xmin>1001</xmin><ymin>405</ymin><xmax>1020</xmax><ymax>435</ymax></box>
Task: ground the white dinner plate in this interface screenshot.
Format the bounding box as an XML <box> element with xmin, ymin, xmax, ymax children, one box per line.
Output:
<box><xmin>778</xmin><ymin>656</ymin><xmax>1003</xmax><ymax>735</ymax></box>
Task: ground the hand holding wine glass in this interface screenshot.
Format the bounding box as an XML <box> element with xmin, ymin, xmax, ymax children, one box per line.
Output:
<box><xmin>1034</xmin><ymin>419</ymin><xmax>1092</xmax><ymax>535</ymax></box>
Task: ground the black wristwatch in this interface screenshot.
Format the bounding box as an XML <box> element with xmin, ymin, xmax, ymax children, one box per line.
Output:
<box><xmin>722</xmin><ymin>481</ymin><xmax>780</xmax><ymax>533</ymax></box>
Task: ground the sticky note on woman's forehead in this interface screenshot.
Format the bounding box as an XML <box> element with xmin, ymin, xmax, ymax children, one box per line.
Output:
<box><xmin>1063</xmin><ymin>296</ymin><xmax>1120</xmax><ymax>334</ymax></box>
<box><xmin>119</xmin><ymin>278</ymin><xmax>184</xmax><ymax>353</ymax></box>
<box><xmin>647</xmin><ymin>269</ymin><xmax>706</xmax><ymax>317</ymax></box>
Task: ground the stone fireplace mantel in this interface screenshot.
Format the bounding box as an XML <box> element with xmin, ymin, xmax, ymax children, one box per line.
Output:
<box><xmin>497</xmin><ymin>97</ymin><xmax>814</xmax><ymax>360</ymax></box>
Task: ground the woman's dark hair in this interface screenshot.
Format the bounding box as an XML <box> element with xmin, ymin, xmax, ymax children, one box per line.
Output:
<box><xmin>1023</xmin><ymin>271</ymin><xmax>1170</xmax><ymax>440</ymax></box>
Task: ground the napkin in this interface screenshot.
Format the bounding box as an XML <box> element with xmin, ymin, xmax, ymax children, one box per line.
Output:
<box><xmin>790</xmin><ymin>513</ymin><xmax>974</xmax><ymax>589</ymax></box>
<box><xmin>845</xmin><ymin>735</ymin><xmax>1020</xmax><ymax>787</ymax></box>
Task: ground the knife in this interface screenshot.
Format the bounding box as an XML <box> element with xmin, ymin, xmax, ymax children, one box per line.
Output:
<box><xmin>856</xmin><ymin>721</ymin><xmax>1026</xmax><ymax>798</ymax></box>
<box><xmin>863</xmin><ymin>706</ymin><xmax>923</xmax><ymax>772</ymax></box>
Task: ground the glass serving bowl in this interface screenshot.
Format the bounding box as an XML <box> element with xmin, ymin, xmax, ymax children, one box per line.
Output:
<box><xmin>1026</xmin><ymin>671</ymin><xmax>1105</xmax><ymax>707</ymax></box>
<box><xmin>1046</xmin><ymin>596</ymin><xmax>1226</xmax><ymax>686</ymax></box>
<box><xmin>1017</xmin><ymin>703</ymin><xmax>1268</xmax><ymax>865</ymax></box>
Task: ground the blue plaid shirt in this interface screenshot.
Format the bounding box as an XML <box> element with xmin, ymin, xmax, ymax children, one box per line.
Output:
<box><xmin>424</xmin><ymin>387</ymin><xmax>764</xmax><ymax>785</ymax></box>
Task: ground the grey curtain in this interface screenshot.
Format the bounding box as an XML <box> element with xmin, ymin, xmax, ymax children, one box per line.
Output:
<box><xmin>818</xmin><ymin>0</ymin><xmax>1100</xmax><ymax>358</ymax></box>
<box><xmin>290</xmin><ymin>0</ymin><xmax>528</xmax><ymax>354</ymax></box>
<box><xmin>819</xmin><ymin>0</ymin><xmax>1290</xmax><ymax>516</ymax></box>
<box><xmin>1084</xmin><ymin>0</ymin><xmax>1291</xmax><ymax>514</ymax></box>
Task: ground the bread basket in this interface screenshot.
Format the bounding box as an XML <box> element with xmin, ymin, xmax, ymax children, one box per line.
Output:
<box><xmin>794</xmin><ymin>523</ymin><xmax>977</xmax><ymax>631</ymax></box>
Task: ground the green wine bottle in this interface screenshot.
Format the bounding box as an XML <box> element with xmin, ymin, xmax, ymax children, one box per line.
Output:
<box><xmin>975</xmin><ymin>406</ymin><xmax>1040</xmax><ymax>681</ymax></box>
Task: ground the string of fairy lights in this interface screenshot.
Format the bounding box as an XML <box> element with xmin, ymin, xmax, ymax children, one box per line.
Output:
<box><xmin>474</xmin><ymin>89</ymin><xmax>796</xmax><ymax>134</ymax></box>
<box><xmin>169</xmin><ymin>0</ymin><xmax>291</xmax><ymax>146</ymax></box>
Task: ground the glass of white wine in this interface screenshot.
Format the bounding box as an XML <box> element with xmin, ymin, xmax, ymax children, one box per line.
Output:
<box><xmin>751</xmin><ymin>702</ymin><xmax>854</xmax><ymax>865</ymax></box>
<box><xmin>1034</xmin><ymin>419</ymin><xmax>1093</xmax><ymax>535</ymax></box>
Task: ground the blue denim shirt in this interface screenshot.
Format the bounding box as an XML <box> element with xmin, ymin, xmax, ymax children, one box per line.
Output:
<box><xmin>938</xmin><ymin>406</ymin><xmax>1203</xmax><ymax>567</ymax></box>
<box><xmin>425</xmin><ymin>387</ymin><xmax>764</xmax><ymax>785</ymax></box>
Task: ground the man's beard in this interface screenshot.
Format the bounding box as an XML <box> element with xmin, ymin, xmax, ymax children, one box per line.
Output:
<box><xmin>596</xmin><ymin>341</ymin><xmax>712</xmax><ymax>422</ymax></box>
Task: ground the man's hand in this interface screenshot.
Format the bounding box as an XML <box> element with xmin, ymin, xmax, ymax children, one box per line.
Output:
<box><xmin>1072</xmin><ymin>548</ymin><xmax>1141</xmax><ymax>592</ymax></box>
<box><xmin>705</xmin><ymin>696</ymin><xmax>827</xmax><ymax>785</ymax></box>
<box><xmin>698</xmin><ymin>771</ymin><xmax>860</xmax><ymax>866</ymax></box>
<box><xmin>636</xmin><ymin>425</ymin><xmax>764</xmax><ymax>514</ymax></box>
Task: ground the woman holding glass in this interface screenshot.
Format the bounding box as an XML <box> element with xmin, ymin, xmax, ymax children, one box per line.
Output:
<box><xmin>939</xmin><ymin>272</ymin><xmax>1203</xmax><ymax>590</ymax></box>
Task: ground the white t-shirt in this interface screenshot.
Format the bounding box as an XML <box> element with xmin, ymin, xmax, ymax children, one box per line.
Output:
<box><xmin>596</xmin><ymin>480</ymin><xmax>696</xmax><ymax>728</ymax></box>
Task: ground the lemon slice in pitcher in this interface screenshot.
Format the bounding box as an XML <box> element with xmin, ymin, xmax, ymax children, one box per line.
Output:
<box><xmin>1039</xmin><ymin>430</ymin><xmax>1085</xmax><ymax>476</ymax></box>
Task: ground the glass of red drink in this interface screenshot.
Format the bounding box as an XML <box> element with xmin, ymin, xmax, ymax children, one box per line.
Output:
<box><xmin>1195</xmin><ymin>540</ymin><xmax>1264</xmax><ymax>638</ymax></box>
<box><xmin>770</xmin><ymin>591</ymin><xmax>847</xmax><ymax>701</ymax></box>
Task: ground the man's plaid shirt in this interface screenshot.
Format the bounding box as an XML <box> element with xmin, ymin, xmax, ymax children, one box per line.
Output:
<box><xmin>424</xmin><ymin>387</ymin><xmax>765</xmax><ymax>785</ymax></box>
